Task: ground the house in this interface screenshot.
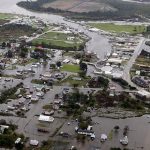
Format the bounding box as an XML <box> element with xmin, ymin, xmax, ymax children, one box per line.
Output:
<box><xmin>36</xmin><ymin>92</ymin><xmax>44</xmax><ymax>98</ymax></box>
<box><xmin>38</xmin><ymin>115</ymin><xmax>54</xmax><ymax>122</ymax></box>
<box><xmin>0</xmin><ymin>125</ymin><xmax>9</xmax><ymax>134</ymax></box>
<box><xmin>35</xmin><ymin>85</ymin><xmax>45</xmax><ymax>92</ymax></box>
<box><xmin>107</xmin><ymin>58</ymin><xmax>122</xmax><ymax>64</ymax></box>
<box><xmin>63</xmin><ymin>59</ymin><xmax>70</xmax><ymax>63</ymax></box>
<box><xmin>75</xmin><ymin>127</ymin><xmax>94</xmax><ymax>136</ymax></box>
<box><xmin>31</xmin><ymin>96</ymin><xmax>39</xmax><ymax>102</ymax></box>
<box><xmin>42</xmin><ymin>72</ymin><xmax>51</xmax><ymax>78</ymax></box>
<box><xmin>0</xmin><ymin>63</ymin><xmax>5</xmax><ymax>70</ymax></box>
<box><xmin>100</xmin><ymin>134</ymin><xmax>107</xmax><ymax>142</ymax></box>
<box><xmin>120</xmin><ymin>136</ymin><xmax>128</xmax><ymax>145</ymax></box>
<box><xmin>132</xmin><ymin>76</ymin><xmax>149</xmax><ymax>88</ymax></box>
<box><xmin>30</xmin><ymin>140</ymin><xmax>39</xmax><ymax>146</ymax></box>
<box><xmin>136</xmin><ymin>90</ymin><xmax>150</xmax><ymax>98</ymax></box>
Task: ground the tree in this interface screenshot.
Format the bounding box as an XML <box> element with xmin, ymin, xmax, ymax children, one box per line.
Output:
<box><xmin>79</xmin><ymin>62</ymin><xmax>87</xmax><ymax>72</ymax></box>
<box><xmin>73</xmin><ymin>83</ymin><xmax>78</xmax><ymax>88</ymax></box>
<box><xmin>1</xmin><ymin>42</ymin><xmax>6</xmax><ymax>48</ymax></box>
<box><xmin>15</xmin><ymin>143</ymin><xmax>24</xmax><ymax>150</ymax></box>
<box><xmin>0</xmin><ymin>119</ymin><xmax>6</xmax><ymax>125</ymax></box>
<box><xmin>6</xmin><ymin>50</ymin><xmax>13</xmax><ymax>58</ymax></box>
<box><xmin>6</xmin><ymin>43</ymin><xmax>11</xmax><ymax>48</ymax></box>
<box><xmin>20</xmin><ymin>47</ymin><xmax>28</xmax><ymax>58</ymax></box>
<box><xmin>147</xmin><ymin>25</ymin><xmax>150</xmax><ymax>32</ymax></box>
<box><xmin>78</xmin><ymin>71</ymin><xmax>86</xmax><ymax>78</ymax></box>
<box><xmin>50</xmin><ymin>64</ymin><xmax>56</xmax><ymax>69</ymax></box>
<box><xmin>123</xmin><ymin>125</ymin><xmax>129</xmax><ymax>136</ymax></box>
<box><xmin>56</xmin><ymin>61</ymin><xmax>61</xmax><ymax>68</ymax></box>
<box><xmin>114</xmin><ymin>125</ymin><xmax>120</xmax><ymax>132</ymax></box>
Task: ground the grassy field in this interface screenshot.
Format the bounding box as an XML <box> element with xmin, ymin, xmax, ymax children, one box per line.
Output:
<box><xmin>0</xmin><ymin>13</ymin><xmax>15</xmax><ymax>20</ymax></box>
<box><xmin>32</xmin><ymin>31</ymin><xmax>83</xmax><ymax>48</ymax></box>
<box><xmin>61</xmin><ymin>64</ymin><xmax>80</xmax><ymax>73</ymax></box>
<box><xmin>135</xmin><ymin>56</ymin><xmax>150</xmax><ymax>66</ymax></box>
<box><xmin>0</xmin><ymin>13</ymin><xmax>16</xmax><ymax>25</ymax></box>
<box><xmin>88</xmin><ymin>23</ymin><xmax>146</xmax><ymax>34</ymax></box>
<box><xmin>57</xmin><ymin>75</ymin><xmax>90</xmax><ymax>87</ymax></box>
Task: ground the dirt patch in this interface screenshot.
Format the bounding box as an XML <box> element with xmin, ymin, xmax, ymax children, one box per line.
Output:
<box><xmin>43</xmin><ymin>0</ymin><xmax>82</xmax><ymax>10</ymax></box>
<box><xmin>70</xmin><ymin>2</ymin><xmax>117</xmax><ymax>12</ymax></box>
<box><xmin>42</xmin><ymin>0</ymin><xmax>116</xmax><ymax>12</ymax></box>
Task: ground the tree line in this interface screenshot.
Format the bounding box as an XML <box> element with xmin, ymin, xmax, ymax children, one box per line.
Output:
<box><xmin>17</xmin><ymin>0</ymin><xmax>150</xmax><ymax>20</ymax></box>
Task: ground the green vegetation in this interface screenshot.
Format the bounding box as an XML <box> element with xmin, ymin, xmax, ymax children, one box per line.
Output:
<box><xmin>61</xmin><ymin>90</ymin><xmax>95</xmax><ymax>117</ymax></box>
<box><xmin>135</xmin><ymin>56</ymin><xmax>150</xmax><ymax>66</ymax></box>
<box><xmin>88</xmin><ymin>23</ymin><xmax>146</xmax><ymax>34</ymax></box>
<box><xmin>131</xmin><ymin>50</ymin><xmax>150</xmax><ymax>77</ymax></box>
<box><xmin>17</xmin><ymin>0</ymin><xmax>150</xmax><ymax>21</ymax></box>
<box><xmin>19</xmin><ymin>58</ymin><xmax>38</xmax><ymax>66</ymax></box>
<box><xmin>0</xmin><ymin>83</ymin><xmax>23</xmax><ymax>103</ymax></box>
<box><xmin>57</xmin><ymin>75</ymin><xmax>91</xmax><ymax>87</ymax></box>
<box><xmin>0</xmin><ymin>24</ymin><xmax>37</xmax><ymax>42</ymax></box>
<box><xmin>108</xmin><ymin>130</ymin><xmax>113</xmax><ymax>140</ymax></box>
<box><xmin>88</xmin><ymin>76</ymin><xmax>109</xmax><ymax>88</ymax></box>
<box><xmin>95</xmin><ymin>90</ymin><xmax>146</xmax><ymax>111</ymax></box>
<box><xmin>39</xmin><ymin>140</ymin><xmax>69</xmax><ymax>150</ymax></box>
<box><xmin>32</xmin><ymin>31</ymin><xmax>84</xmax><ymax>48</ymax></box>
<box><xmin>42</xmin><ymin>104</ymin><xmax>53</xmax><ymax>110</ymax></box>
<box><xmin>31</xmin><ymin>79</ymin><xmax>45</xmax><ymax>85</ymax></box>
<box><xmin>61</xmin><ymin>64</ymin><xmax>80</xmax><ymax>73</ymax></box>
<box><xmin>112</xmin><ymin>78</ymin><xmax>136</xmax><ymax>90</ymax></box>
<box><xmin>0</xmin><ymin>13</ymin><xmax>15</xmax><ymax>20</ymax></box>
<box><xmin>0</xmin><ymin>122</ymin><xmax>24</xmax><ymax>149</ymax></box>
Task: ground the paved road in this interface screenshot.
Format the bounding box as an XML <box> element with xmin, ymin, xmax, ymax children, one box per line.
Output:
<box><xmin>122</xmin><ymin>37</ymin><xmax>149</xmax><ymax>89</ymax></box>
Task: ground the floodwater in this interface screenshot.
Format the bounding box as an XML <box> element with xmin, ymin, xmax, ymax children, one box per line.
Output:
<box><xmin>0</xmin><ymin>0</ymin><xmax>112</xmax><ymax>61</ymax></box>
<box><xmin>0</xmin><ymin>1</ymin><xmax>150</xmax><ymax>149</ymax></box>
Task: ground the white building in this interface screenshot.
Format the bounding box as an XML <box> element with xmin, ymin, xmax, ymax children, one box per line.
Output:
<box><xmin>137</xmin><ymin>90</ymin><xmax>150</xmax><ymax>98</ymax></box>
<box><xmin>38</xmin><ymin>115</ymin><xmax>54</xmax><ymax>122</ymax></box>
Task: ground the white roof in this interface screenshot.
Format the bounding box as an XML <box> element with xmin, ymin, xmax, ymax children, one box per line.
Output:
<box><xmin>38</xmin><ymin>115</ymin><xmax>54</xmax><ymax>122</ymax></box>
<box><xmin>36</xmin><ymin>92</ymin><xmax>44</xmax><ymax>97</ymax></box>
<box><xmin>76</xmin><ymin>59</ymin><xmax>80</xmax><ymax>64</ymax></box>
<box><xmin>104</xmin><ymin>71</ymin><xmax>112</xmax><ymax>75</ymax></box>
<box><xmin>15</xmin><ymin>138</ymin><xmax>21</xmax><ymax>144</ymax></box>
<box><xmin>107</xmin><ymin>58</ymin><xmax>122</xmax><ymax>64</ymax></box>
<box><xmin>112</xmin><ymin>53</ymin><xmax>118</xmax><ymax>57</ymax></box>
<box><xmin>120</xmin><ymin>136</ymin><xmax>128</xmax><ymax>145</ymax></box>
<box><xmin>112</xmin><ymin>72</ymin><xmax>123</xmax><ymax>78</ymax></box>
<box><xmin>89</xmin><ymin>28</ymin><xmax>99</xmax><ymax>32</ymax></box>
<box><xmin>63</xmin><ymin>59</ymin><xmax>70</xmax><ymax>63</ymax></box>
<box><xmin>101</xmin><ymin>66</ymin><xmax>113</xmax><ymax>72</ymax></box>
<box><xmin>30</xmin><ymin>140</ymin><xmax>39</xmax><ymax>146</ymax></box>
<box><xmin>101</xmin><ymin>134</ymin><xmax>107</xmax><ymax>140</ymax></box>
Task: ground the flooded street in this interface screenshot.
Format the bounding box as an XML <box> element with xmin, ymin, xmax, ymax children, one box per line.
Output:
<box><xmin>0</xmin><ymin>1</ymin><xmax>150</xmax><ymax>150</ymax></box>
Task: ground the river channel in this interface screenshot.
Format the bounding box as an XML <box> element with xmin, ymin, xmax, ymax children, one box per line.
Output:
<box><xmin>0</xmin><ymin>0</ymin><xmax>112</xmax><ymax>61</ymax></box>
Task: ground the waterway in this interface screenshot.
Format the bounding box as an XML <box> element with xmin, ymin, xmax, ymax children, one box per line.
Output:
<box><xmin>0</xmin><ymin>0</ymin><xmax>112</xmax><ymax>60</ymax></box>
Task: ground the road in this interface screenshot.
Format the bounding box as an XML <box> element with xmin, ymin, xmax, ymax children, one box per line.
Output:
<box><xmin>122</xmin><ymin>37</ymin><xmax>149</xmax><ymax>89</ymax></box>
